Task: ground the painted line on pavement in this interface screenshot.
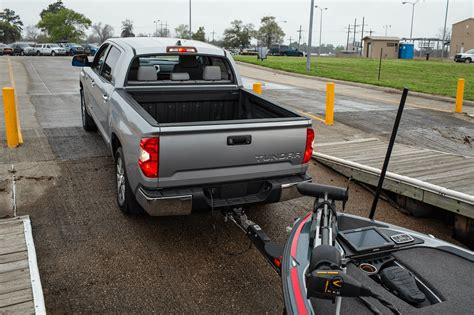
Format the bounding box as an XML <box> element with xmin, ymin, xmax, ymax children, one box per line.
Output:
<box><xmin>298</xmin><ymin>111</ymin><xmax>326</xmax><ymax>123</ymax></box>
<box><xmin>28</xmin><ymin>61</ymin><xmax>52</xmax><ymax>95</ymax></box>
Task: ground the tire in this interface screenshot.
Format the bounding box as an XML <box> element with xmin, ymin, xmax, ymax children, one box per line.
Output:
<box><xmin>465</xmin><ymin>58</ymin><xmax>472</xmax><ymax>64</ymax></box>
<box><xmin>36</xmin><ymin>51</ymin><xmax>41</xmax><ymax>56</ymax></box>
<box><xmin>20</xmin><ymin>51</ymin><xmax>25</xmax><ymax>56</ymax></box>
<box><xmin>80</xmin><ymin>89</ymin><xmax>97</xmax><ymax>132</ymax></box>
<box><xmin>115</xmin><ymin>147</ymin><xmax>143</xmax><ymax>215</ymax></box>
<box><xmin>51</xmin><ymin>51</ymin><xmax>56</xmax><ymax>56</ymax></box>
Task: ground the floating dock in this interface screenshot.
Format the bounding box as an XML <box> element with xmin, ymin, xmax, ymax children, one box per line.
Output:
<box><xmin>313</xmin><ymin>138</ymin><xmax>474</xmax><ymax>219</ymax></box>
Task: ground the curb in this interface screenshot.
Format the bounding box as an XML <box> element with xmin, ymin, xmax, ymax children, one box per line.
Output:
<box><xmin>236</xmin><ymin>61</ymin><xmax>474</xmax><ymax>108</ymax></box>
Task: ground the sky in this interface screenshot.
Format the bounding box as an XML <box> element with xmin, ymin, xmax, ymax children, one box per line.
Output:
<box><xmin>2</xmin><ymin>0</ymin><xmax>473</xmax><ymax>46</ymax></box>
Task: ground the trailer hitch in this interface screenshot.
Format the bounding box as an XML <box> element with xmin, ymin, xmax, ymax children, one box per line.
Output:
<box><xmin>224</xmin><ymin>208</ymin><xmax>284</xmax><ymax>274</ymax></box>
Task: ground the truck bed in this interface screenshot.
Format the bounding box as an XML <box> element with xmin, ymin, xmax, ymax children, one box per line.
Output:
<box><xmin>127</xmin><ymin>88</ymin><xmax>299</xmax><ymax>124</ymax></box>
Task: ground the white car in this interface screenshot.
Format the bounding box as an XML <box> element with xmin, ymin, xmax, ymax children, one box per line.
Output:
<box><xmin>454</xmin><ymin>49</ymin><xmax>474</xmax><ymax>63</ymax></box>
<box><xmin>34</xmin><ymin>43</ymin><xmax>67</xmax><ymax>56</ymax></box>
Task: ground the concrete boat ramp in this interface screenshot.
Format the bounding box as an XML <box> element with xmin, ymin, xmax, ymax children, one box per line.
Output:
<box><xmin>313</xmin><ymin>138</ymin><xmax>474</xmax><ymax>221</ymax></box>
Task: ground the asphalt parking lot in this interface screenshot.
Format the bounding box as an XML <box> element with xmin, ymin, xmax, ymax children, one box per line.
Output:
<box><xmin>0</xmin><ymin>56</ymin><xmax>465</xmax><ymax>313</ymax></box>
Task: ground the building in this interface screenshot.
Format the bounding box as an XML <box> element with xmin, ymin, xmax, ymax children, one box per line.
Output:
<box><xmin>450</xmin><ymin>18</ymin><xmax>474</xmax><ymax>57</ymax></box>
<box><xmin>362</xmin><ymin>36</ymin><xmax>400</xmax><ymax>58</ymax></box>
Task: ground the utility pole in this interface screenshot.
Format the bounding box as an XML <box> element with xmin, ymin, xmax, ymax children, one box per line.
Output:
<box><xmin>189</xmin><ymin>0</ymin><xmax>192</xmax><ymax>39</ymax></box>
<box><xmin>154</xmin><ymin>20</ymin><xmax>160</xmax><ymax>36</ymax></box>
<box><xmin>353</xmin><ymin>18</ymin><xmax>357</xmax><ymax>51</ymax></box>
<box><xmin>306</xmin><ymin>0</ymin><xmax>315</xmax><ymax>71</ymax></box>
<box><xmin>383</xmin><ymin>25</ymin><xmax>391</xmax><ymax>36</ymax></box>
<box><xmin>441</xmin><ymin>0</ymin><xmax>449</xmax><ymax>59</ymax></box>
<box><xmin>360</xmin><ymin>17</ymin><xmax>365</xmax><ymax>56</ymax></box>
<box><xmin>297</xmin><ymin>25</ymin><xmax>303</xmax><ymax>50</ymax></box>
<box><xmin>369</xmin><ymin>29</ymin><xmax>375</xmax><ymax>36</ymax></box>
<box><xmin>289</xmin><ymin>36</ymin><xmax>292</xmax><ymax>47</ymax></box>
<box><xmin>211</xmin><ymin>30</ymin><xmax>215</xmax><ymax>43</ymax></box>
<box><xmin>315</xmin><ymin>6</ymin><xmax>328</xmax><ymax>56</ymax></box>
<box><xmin>346</xmin><ymin>24</ymin><xmax>352</xmax><ymax>50</ymax></box>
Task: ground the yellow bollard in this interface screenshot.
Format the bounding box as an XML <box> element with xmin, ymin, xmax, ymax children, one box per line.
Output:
<box><xmin>325</xmin><ymin>82</ymin><xmax>335</xmax><ymax>125</ymax></box>
<box><xmin>2</xmin><ymin>87</ymin><xmax>21</xmax><ymax>148</ymax></box>
<box><xmin>455</xmin><ymin>78</ymin><xmax>464</xmax><ymax>113</ymax></box>
<box><xmin>253</xmin><ymin>82</ymin><xmax>262</xmax><ymax>95</ymax></box>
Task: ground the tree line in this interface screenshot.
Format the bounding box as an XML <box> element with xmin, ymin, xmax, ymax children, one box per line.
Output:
<box><xmin>1</xmin><ymin>0</ymin><xmax>336</xmax><ymax>52</ymax></box>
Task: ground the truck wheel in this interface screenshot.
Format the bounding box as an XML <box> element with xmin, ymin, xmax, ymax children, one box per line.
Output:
<box><xmin>465</xmin><ymin>58</ymin><xmax>472</xmax><ymax>64</ymax></box>
<box><xmin>115</xmin><ymin>147</ymin><xmax>143</xmax><ymax>215</ymax></box>
<box><xmin>51</xmin><ymin>51</ymin><xmax>56</xmax><ymax>56</ymax></box>
<box><xmin>36</xmin><ymin>51</ymin><xmax>41</xmax><ymax>56</ymax></box>
<box><xmin>80</xmin><ymin>89</ymin><xmax>97</xmax><ymax>132</ymax></box>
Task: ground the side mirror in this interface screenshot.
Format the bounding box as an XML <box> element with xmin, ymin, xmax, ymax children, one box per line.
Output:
<box><xmin>72</xmin><ymin>54</ymin><xmax>91</xmax><ymax>67</ymax></box>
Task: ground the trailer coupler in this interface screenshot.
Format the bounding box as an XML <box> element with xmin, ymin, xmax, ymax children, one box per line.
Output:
<box><xmin>224</xmin><ymin>208</ymin><xmax>284</xmax><ymax>274</ymax></box>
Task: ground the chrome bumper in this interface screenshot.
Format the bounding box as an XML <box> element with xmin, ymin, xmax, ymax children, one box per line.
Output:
<box><xmin>135</xmin><ymin>175</ymin><xmax>311</xmax><ymax>216</ymax></box>
<box><xmin>136</xmin><ymin>187</ymin><xmax>193</xmax><ymax>216</ymax></box>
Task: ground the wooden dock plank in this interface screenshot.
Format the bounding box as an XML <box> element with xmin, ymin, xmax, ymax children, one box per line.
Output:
<box><xmin>0</xmin><ymin>269</ymin><xmax>31</xmax><ymax>285</ymax></box>
<box><xmin>0</xmin><ymin>251</ymin><xmax>28</xmax><ymax>264</ymax></box>
<box><xmin>0</xmin><ymin>300</ymin><xmax>35</xmax><ymax>314</ymax></box>
<box><xmin>0</xmin><ymin>288</ymin><xmax>33</xmax><ymax>308</ymax></box>
<box><xmin>0</xmin><ymin>216</ymin><xmax>44</xmax><ymax>314</ymax></box>
<box><xmin>313</xmin><ymin>138</ymin><xmax>474</xmax><ymax>218</ymax></box>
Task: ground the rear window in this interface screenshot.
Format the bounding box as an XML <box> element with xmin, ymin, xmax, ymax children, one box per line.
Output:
<box><xmin>127</xmin><ymin>54</ymin><xmax>234</xmax><ymax>85</ymax></box>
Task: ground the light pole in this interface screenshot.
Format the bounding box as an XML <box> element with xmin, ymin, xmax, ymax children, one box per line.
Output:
<box><xmin>189</xmin><ymin>0</ymin><xmax>192</xmax><ymax>39</ymax></box>
<box><xmin>154</xmin><ymin>20</ymin><xmax>160</xmax><ymax>36</ymax></box>
<box><xmin>402</xmin><ymin>0</ymin><xmax>419</xmax><ymax>39</ymax></box>
<box><xmin>306</xmin><ymin>0</ymin><xmax>315</xmax><ymax>71</ymax></box>
<box><xmin>441</xmin><ymin>0</ymin><xmax>450</xmax><ymax>59</ymax></box>
<box><xmin>315</xmin><ymin>5</ymin><xmax>327</xmax><ymax>56</ymax></box>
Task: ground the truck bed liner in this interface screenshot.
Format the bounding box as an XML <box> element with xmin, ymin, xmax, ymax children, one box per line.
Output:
<box><xmin>128</xmin><ymin>89</ymin><xmax>298</xmax><ymax>124</ymax></box>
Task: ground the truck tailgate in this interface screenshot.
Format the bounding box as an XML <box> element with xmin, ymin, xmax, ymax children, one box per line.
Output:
<box><xmin>158</xmin><ymin>120</ymin><xmax>311</xmax><ymax>188</ymax></box>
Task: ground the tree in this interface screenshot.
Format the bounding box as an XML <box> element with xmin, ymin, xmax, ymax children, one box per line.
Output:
<box><xmin>40</xmin><ymin>0</ymin><xmax>65</xmax><ymax>19</ymax></box>
<box><xmin>120</xmin><ymin>19</ymin><xmax>135</xmax><ymax>37</ymax></box>
<box><xmin>174</xmin><ymin>24</ymin><xmax>190</xmax><ymax>39</ymax></box>
<box><xmin>257</xmin><ymin>16</ymin><xmax>285</xmax><ymax>48</ymax></box>
<box><xmin>222</xmin><ymin>20</ymin><xmax>255</xmax><ymax>49</ymax></box>
<box><xmin>192</xmin><ymin>26</ymin><xmax>206</xmax><ymax>41</ymax></box>
<box><xmin>23</xmin><ymin>25</ymin><xmax>40</xmax><ymax>41</ymax></box>
<box><xmin>92</xmin><ymin>22</ymin><xmax>114</xmax><ymax>43</ymax></box>
<box><xmin>37</xmin><ymin>8</ymin><xmax>91</xmax><ymax>41</ymax></box>
<box><xmin>0</xmin><ymin>8</ymin><xmax>23</xmax><ymax>43</ymax></box>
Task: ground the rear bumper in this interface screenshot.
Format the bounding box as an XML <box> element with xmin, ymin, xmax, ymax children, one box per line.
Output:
<box><xmin>135</xmin><ymin>174</ymin><xmax>311</xmax><ymax>216</ymax></box>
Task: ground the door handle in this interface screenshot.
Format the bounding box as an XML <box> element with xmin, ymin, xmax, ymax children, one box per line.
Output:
<box><xmin>90</xmin><ymin>79</ymin><xmax>95</xmax><ymax>87</ymax></box>
<box><xmin>102</xmin><ymin>94</ymin><xmax>109</xmax><ymax>102</ymax></box>
<box><xmin>227</xmin><ymin>135</ymin><xmax>252</xmax><ymax>145</ymax></box>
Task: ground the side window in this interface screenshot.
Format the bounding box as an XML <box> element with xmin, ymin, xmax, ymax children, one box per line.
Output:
<box><xmin>46</xmin><ymin>45</ymin><xmax>50</xmax><ymax>48</ymax></box>
<box><xmin>92</xmin><ymin>44</ymin><xmax>109</xmax><ymax>73</ymax></box>
<box><xmin>101</xmin><ymin>46</ymin><xmax>121</xmax><ymax>82</ymax></box>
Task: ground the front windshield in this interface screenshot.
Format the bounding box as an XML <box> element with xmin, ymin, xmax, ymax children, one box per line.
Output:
<box><xmin>466</xmin><ymin>49</ymin><xmax>474</xmax><ymax>54</ymax></box>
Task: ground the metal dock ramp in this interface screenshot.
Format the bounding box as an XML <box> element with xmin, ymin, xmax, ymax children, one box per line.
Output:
<box><xmin>313</xmin><ymin>138</ymin><xmax>474</xmax><ymax>219</ymax></box>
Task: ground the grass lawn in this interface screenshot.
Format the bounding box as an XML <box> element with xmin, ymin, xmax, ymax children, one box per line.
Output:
<box><xmin>234</xmin><ymin>56</ymin><xmax>474</xmax><ymax>101</ymax></box>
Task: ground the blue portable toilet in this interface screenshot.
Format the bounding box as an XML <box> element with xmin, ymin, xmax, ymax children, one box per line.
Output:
<box><xmin>399</xmin><ymin>43</ymin><xmax>414</xmax><ymax>59</ymax></box>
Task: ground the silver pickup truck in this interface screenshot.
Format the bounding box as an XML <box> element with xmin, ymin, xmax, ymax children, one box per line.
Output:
<box><xmin>72</xmin><ymin>37</ymin><xmax>313</xmax><ymax>216</ymax></box>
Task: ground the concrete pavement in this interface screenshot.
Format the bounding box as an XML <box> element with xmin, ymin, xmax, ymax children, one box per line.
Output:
<box><xmin>0</xmin><ymin>56</ymin><xmax>466</xmax><ymax>313</ymax></box>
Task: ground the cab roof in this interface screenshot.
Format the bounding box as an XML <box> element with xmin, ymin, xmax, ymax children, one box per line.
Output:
<box><xmin>108</xmin><ymin>37</ymin><xmax>226</xmax><ymax>56</ymax></box>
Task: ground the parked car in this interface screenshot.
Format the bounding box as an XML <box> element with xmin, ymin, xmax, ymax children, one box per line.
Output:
<box><xmin>240</xmin><ymin>48</ymin><xmax>258</xmax><ymax>55</ymax></box>
<box><xmin>82</xmin><ymin>43</ymin><xmax>99</xmax><ymax>56</ymax></box>
<box><xmin>454</xmin><ymin>49</ymin><xmax>474</xmax><ymax>63</ymax></box>
<box><xmin>0</xmin><ymin>44</ymin><xmax>14</xmax><ymax>55</ymax></box>
<box><xmin>10</xmin><ymin>42</ymin><xmax>36</xmax><ymax>56</ymax></box>
<box><xmin>58</xmin><ymin>42</ymin><xmax>85</xmax><ymax>55</ymax></box>
<box><xmin>269</xmin><ymin>45</ymin><xmax>304</xmax><ymax>57</ymax></box>
<box><xmin>72</xmin><ymin>37</ymin><xmax>313</xmax><ymax>216</ymax></box>
<box><xmin>34</xmin><ymin>43</ymin><xmax>67</xmax><ymax>56</ymax></box>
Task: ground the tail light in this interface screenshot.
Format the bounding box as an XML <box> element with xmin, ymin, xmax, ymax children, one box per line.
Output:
<box><xmin>303</xmin><ymin>128</ymin><xmax>315</xmax><ymax>164</ymax></box>
<box><xmin>138</xmin><ymin>138</ymin><xmax>159</xmax><ymax>178</ymax></box>
<box><xmin>166</xmin><ymin>46</ymin><xmax>197</xmax><ymax>53</ymax></box>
